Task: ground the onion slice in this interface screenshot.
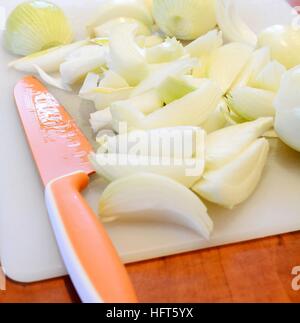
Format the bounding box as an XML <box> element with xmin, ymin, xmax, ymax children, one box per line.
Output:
<box><xmin>34</xmin><ymin>65</ymin><xmax>71</xmax><ymax>91</ymax></box>
<box><xmin>193</xmin><ymin>138</ymin><xmax>269</xmax><ymax>209</ymax></box>
<box><xmin>9</xmin><ymin>40</ymin><xmax>87</xmax><ymax>73</ymax></box>
<box><xmin>153</xmin><ymin>0</ymin><xmax>217</xmax><ymax>40</ymax></box>
<box><xmin>205</xmin><ymin>117</ymin><xmax>273</xmax><ymax>170</ymax></box>
<box><xmin>207</xmin><ymin>42</ymin><xmax>254</xmax><ymax>94</ymax></box>
<box><xmin>99</xmin><ymin>173</ymin><xmax>213</xmax><ymax>238</ymax></box>
<box><xmin>215</xmin><ymin>0</ymin><xmax>257</xmax><ymax>47</ymax></box>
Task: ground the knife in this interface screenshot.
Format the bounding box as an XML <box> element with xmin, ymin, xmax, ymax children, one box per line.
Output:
<box><xmin>14</xmin><ymin>76</ymin><xmax>137</xmax><ymax>303</ymax></box>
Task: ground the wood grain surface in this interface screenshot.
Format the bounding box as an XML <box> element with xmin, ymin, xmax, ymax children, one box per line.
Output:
<box><xmin>1</xmin><ymin>232</ymin><xmax>300</xmax><ymax>303</ymax></box>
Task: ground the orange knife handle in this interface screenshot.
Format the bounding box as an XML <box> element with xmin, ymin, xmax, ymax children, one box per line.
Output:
<box><xmin>44</xmin><ymin>171</ymin><xmax>137</xmax><ymax>303</ymax></box>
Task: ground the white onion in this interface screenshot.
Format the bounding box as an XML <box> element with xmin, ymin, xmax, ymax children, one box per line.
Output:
<box><xmin>5</xmin><ymin>1</ymin><xmax>73</xmax><ymax>56</ymax></box>
<box><xmin>258</xmin><ymin>25</ymin><xmax>300</xmax><ymax>69</ymax></box>
<box><xmin>193</xmin><ymin>138</ymin><xmax>269</xmax><ymax>209</ymax></box>
<box><xmin>153</xmin><ymin>0</ymin><xmax>217</xmax><ymax>40</ymax></box>
<box><xmin>99</xmin><ymin>173</ymin><xmax>213</xmax><ymax>238</ymax></box>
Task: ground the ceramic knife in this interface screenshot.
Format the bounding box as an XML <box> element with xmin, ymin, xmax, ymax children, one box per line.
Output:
<box><xmin>14</xmin><ymin>76</ymin><xmax>137</xmax><ymax>303</ymax></box>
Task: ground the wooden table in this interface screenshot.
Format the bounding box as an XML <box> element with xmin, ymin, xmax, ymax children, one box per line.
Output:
<box><xmin>1</xmin><ymin>231</ymin><xmax>300</xmax><ymax>303</ymax></box>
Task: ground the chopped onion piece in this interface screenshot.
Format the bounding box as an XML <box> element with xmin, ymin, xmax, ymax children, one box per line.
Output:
<box><xmin>274</xmin><ymin>66</ymin><xmax>300</xmax><ymax>151</ymax></box>
<box><xmin>99</xmin><ymin>70</ymin><xmax>130</xmax><ymax>88</ymax></box>
<box><xmin>108</xmin><ymin>23</ymin><xmax>149</xmax><ymax>86</ymax></box>
<box><xmin>136</xmin><ymin>34</ymin><xmax>164</xmax><ymax>48</ymax></box>
<box><xmin>113</xmin><ymin>90</ymin><xmax>163</xmax><ymax>115</ymax></box>
<box><xmin>205</xmin><ymin>117</ymin><xmax>273</xmax><ymax>170</ymax></box>
<box><xmin>232</xmin><ymin>47</ymin><xmax>270</xmax><ymax>90</ymax></box>
<box><xmin>86</xmin><ymin>0</ymin><xmax>153</xmax><ymax>36</ymax></box>
<box><xmin>258</xmin><ymin>25</ymin><xmax>300</xmax><ymax>69</ymax></box>
<box><xmin>90</xmin><ymin>108</ymin><xmax>113</xmax><ymax>133</ymax></box>
<box><xmin>157</xmin><ymin>75</ymin><xmax>196</xmax><ymax>104</ymax></box>
<box><xmin>99</xmin><ymin>126</ymin><xmax>204</xmax><ymax>159</ymax></box>
<box><xmin>91</xmin><ymin>153</ymin><xmax>205</xmax><ymax>188</ymax></box>
<box><xmin>153</xmin><ymin>0</ymin><xmax>217</xmax><ymax>40</ymax></box>
<box><xmin>34</xmin><ymin>65</ymin><xmax>71</xmax><ymax>91</ymax></box>
<box><xmin>227</xmin><ymin>87</ymin><xmax>276</xmax><ymax>121</ymax></box>
<box><xmin>207</xmin><ymin>42</ymin><xmax>254</xmax><ymax>94</ymax></box>
<box><xmin>201</xmin><ymin>99</ymin><xmax>227</xmax><ymax>133</ymax></box>
<box><xmin>81</xmin><ymin>87</ymin><xmax>133</xmax><ymax>110</ymax></box>
<box><xmin>216</xmin><ymin>0</ymin><xmax>257</xmax><ymax>46</ymax></box>
<box><xmin>79</xmin><ymin>73</ymin><xmax>100</xmax><ymax>95</ymax></box>
<box><xmin>94</xmin><ymin>17</ymin><xmax>151</xmax><ymax>38</ymax></box>
<box><xmin>99</xmin><ymin>173</ymin><xmax>213</xmax><ymax>238</ymax></box>
<box><xmin>60</xmin><ymin>46</ymin><xmax>107</xmax><ymax>85</ymax></box>
<box><xmin>112</xmin><ymin>79</ymin><xmax>222</xmax><ymax>130</ymax></box>
<box><xmin>9</xmin><ymin>40</ymin><xmax>87</xmax><ymax>73</ymax></box>
<box><xmin>145</xmin><ymin>37</ymin><xmax>184</xmax><ymax>63</ymax></box>
<box><xmin>185</xmin><ymin>29</ymin><xmax>223</xmax><ymax>58</ymax></box>
<box><xmin>193</xmin><ymin>138</ymin><xmax>269</xmax><ymax>209</ymax></box>
<box><xmin>253</xmin><ymin>60</ymin><xmax>286</xmax><ymax>92</ymax></box>
<box><xmin>132</xmin><ymin>57</ymin><xmax>198</xmax><ymax>96</ymax></box>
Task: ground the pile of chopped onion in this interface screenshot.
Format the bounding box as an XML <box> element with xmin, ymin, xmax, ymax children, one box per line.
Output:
<box><xmin>7</xmin><ymin>0</ymin><xmax>300</xmax><ymax>238</ymax></box>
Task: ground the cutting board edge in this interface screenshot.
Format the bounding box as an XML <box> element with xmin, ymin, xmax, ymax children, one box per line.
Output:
<box><xmin>4</xmin><ymin>224</ymin><xmax>300</xmax><ymax>283</ymax></box>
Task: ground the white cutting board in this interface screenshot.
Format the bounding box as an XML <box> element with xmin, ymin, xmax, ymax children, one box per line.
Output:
<box><xmin>0</xmin><ymin>0</ymin><xmax>299</xmax><ymax>283</ymax></box>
